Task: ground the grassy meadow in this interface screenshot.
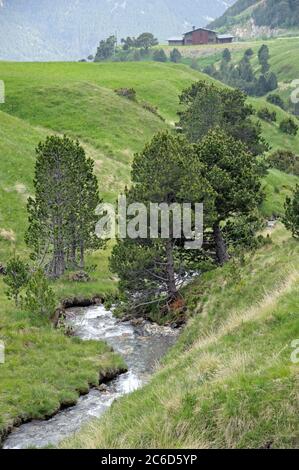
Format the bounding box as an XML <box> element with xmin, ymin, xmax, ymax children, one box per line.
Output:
<box><xmin>177</xmin><ymin>36</ymin><xmax>299</xmax><ymax>113</ymax></box>
<box><xmin>0</xmin><ymin>59</ymin><xmax>298</xmax><ymax>446</ymax></box>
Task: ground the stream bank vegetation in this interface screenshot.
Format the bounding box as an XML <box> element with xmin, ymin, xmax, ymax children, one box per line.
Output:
<box><xmin>110</xmin><ymin>82</ymin><xmax>268</xmax><ymax>321</ymax></box>
<box><xmin>61</xmin><ymin>224</ymin><xmax>299</xmax><ymax>449</ymax></box>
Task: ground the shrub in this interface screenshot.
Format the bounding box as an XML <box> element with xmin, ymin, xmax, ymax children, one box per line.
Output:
<box><xmin>24</xmin><ymin>269</ymin><xmax>56</xmax><ymax>318</ymax></box>
<box><xmin>170</xmin><ymin>48</ymin><xmax>182</xmax><ymax>63</ymax></box>
<box><xmin>153</xmin><ymin>49</ymin><xmax>168</xmax><ymax>62</ymax></box>
<box><xmin>267</xmin><ymin>93</ymin><xmax>286</xmax><ymax>110</ymax></box>
<box><xmin>283</xmin><ymin>185</ymin><xmax>299</xmax><ymax>238</ymax></box>
<box><xmin>115</xmin><ymin>88</ymin><xmax>137</xmax><ymax>101</ymax></box>
<box><xmin>268</xmin><ymin>150</ymin><xmax>299</xmax><ymax>175</ymax></box>
<box><xmin>245</xmin><ymin>48</ymin><xmax>254</xmax><ymax>57</ymax></box>
<box><xmin>280</xmin><ymin>118</ymin><xmax>299</xmax><ymax>135</ymax></box>
<box><xmin>4</xmin><ymin>257</ymin><xmax>29</xmax><ymax>306</ymax></box>
<box><xmin>141</xmin><ymin>101</ymin><xmax>165</xmax><ymax>121</ymax></box>
<box><xmin>257</xmin><ymin>107</ymin><xmax>277</xmax><ymax>122</ymax></box>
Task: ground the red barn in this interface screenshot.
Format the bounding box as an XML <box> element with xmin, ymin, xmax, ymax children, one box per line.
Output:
<box><xmin>183</xmin><ymin>27</ymin><xmax>217</xmax><ymax>45</ymax></box>
<box><xmin>168</xmin><ymin>27</ymin><xmax>235</xmax><ymax>46</ymax></box>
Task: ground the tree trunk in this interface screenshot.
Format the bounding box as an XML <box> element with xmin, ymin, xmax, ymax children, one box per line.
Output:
<box><xmin>213</xmin><ymin>222</ymin><xmax>229</xmax><ymax>266</ymax></box>
<box><xmin>52</xmin><ymin>219</ymin><xmax>65</xmax><ymax>278</ymax></box>
<box><xmin>67</xmin><ymin>238</ymin><xmax>77</xmax><ymax>269</ymax></box>
<box><xmin>166</xmin><ymin>239</ymin><xmax>178</xmax><ymax>301</ymax></box>
<box><xmin>79</xmin><ymin>240</ymin><xmax>84</xmax><ymax>270</ymax></box>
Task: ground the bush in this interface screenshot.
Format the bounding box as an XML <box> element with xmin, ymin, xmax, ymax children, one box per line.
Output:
<box><xmin>4</xmin><ymin>257</ymin><xmax>29</xmax><ymax>306</ymax></box>
<box><xmin>153</xmin><ymin>49</ymin><xmax>168</xmax><ymax>62</ymax></box>
<box><xmin>115</xmin><ymin>88</ymin><xmax>137</xmax><ymax>101</ymax></box>
<box><xmin>280</xmin><ymin>118</ymin><xmax>299</xmax><ymax>135</ymax></box>
<box><xmin>283</xmin><ymin>185</ymin><xmax>299</xmax><ymax>238</ymax></box>
<box><xmin>267</xmin><ymin>93</ymin><xmax>286</xmax><ymax>110</ymax></box>
<box><xmin>257</xmin><ymin>107</ymin><xmax>277</xmax><ymax>122</ymax></box>
<box><xmin>170</xmin><ymin>48</ymin><xmax>182</xmax><ymax>63</ymax></box>
<box><xmin>24</xmin><ymin>269</ymin><xmax>56</xmax><ymax>318</ymax></box>
<box><xmin>268</xmin><ymin>150</ymin><xmax>299</xmax><ymax>175</ymax></box>
<box><xmin>141</xmin><ymin>101</ymin><xmax>165</xmax><ymax>121</ymax></box>
<box><xmin>245</xmin><ymin>48</ymin><xmax>254</xmax><ymax>57</ymax></box>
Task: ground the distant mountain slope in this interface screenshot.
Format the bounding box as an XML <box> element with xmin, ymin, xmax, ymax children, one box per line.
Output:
<box><xmin>209</xmin><ymin>0</ymin><xmax>299</xmax><ymax>36</ymax></box>
<box><xmin>0</xmin><ymin>0</ymin><xmax>236</xmax><ymax>61</ymax></box>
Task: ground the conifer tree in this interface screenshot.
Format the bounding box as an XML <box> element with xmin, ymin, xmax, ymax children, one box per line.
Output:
<box><xmin>196</xmin><ymin>128</ymin><xmax>265</xmax><ymax>264</ymax></box>
<box><xmin>179</xmin><ymin>81</ymin><xmax>268</xmax><ymax>156</ymax></box>
<box><xmin>26</xmin><ymin>136</ymin><xmax>102</xmax><ymax>278</ymax></box>
<box><xmin>258</xmin><ymin>44</ymin><xmax>270</xmax><ymax>74</ymax></box>
<box><xmin>170</xmin><ymin>48</ymin><xmax>182</xmax><ymax>63</ymax></box>
<box><xmin>222</xmin><ymin>48</ymin><xmax>231</xmax><ymax>62</ymax></box>
<box><xmin>110</xmin><ymin>132</ymin><xmax>214</xmax><ymax>313</ymax></box>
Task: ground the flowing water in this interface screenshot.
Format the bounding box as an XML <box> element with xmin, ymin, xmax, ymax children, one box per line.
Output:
<box><xmin>3</xmin><ymin>305</ymin><xmax>178</xmax><ymax>449</ymax></box>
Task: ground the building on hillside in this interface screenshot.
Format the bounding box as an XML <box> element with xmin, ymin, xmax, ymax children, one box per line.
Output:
<box><xmin>217</xmin><ymin>34</ymin><xmax>235</xmax><ymax>44</ymax></box>
<box><xmin>167</xmin><ymin>27</ymin><xmax>235</xmax><ymax>46</ymax></box>
<box><xmin>184</xmin><ymin>27</ymin><xmax>217</xmax><ymax>45</ymax></box>
<box><xmin>168</xmin><ymin>37</ymin><xmax>185</xmax><ymax>47</ymax></box>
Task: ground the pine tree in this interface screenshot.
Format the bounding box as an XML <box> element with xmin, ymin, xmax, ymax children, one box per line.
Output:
<box><xmin>258</xmin><ymin>44</ymin><xmax>270</xmax><ymax>74</ymax></box>
<box><xmin>26</xmin><ymin>136</ymin><xmax>102</xmax><ymax>278</ymax></box>
<box><xmin>196</xmin><ymin>128</ymin><xmax>265</xmax><ymax>264</ymax></box>
<box><xmin>110</xmin><ymin>132</ymin><xmax>214</xmax><ymax>313</ymax></box>
<box><xmin>170</xmin><ymin>48</ymin><xmax>182</xmax><ymax>63</ymax></box>
<box><xmin>153</xmin><ymin>49</ymin><xmax>167</xmax><ymax>62</ymax></box>
<box><xmin>74</xmin><ymin>156</ymin><xmax>104</xmax><ymax>269</ymax></box>
<box><xmin>238</xmin><ymin>55</ymin><xmax>254</xmax><ymax>82</ymax></box>
<box><xmin>266</xmin><ymin>71</ymin><xmax>278</xmax><ymax>91</ymax></box>
<box><xmin>179</xmin><ymin>81</ymin><xmax>268</xmax><ymax>156</ymax></box>
<box><xmin>222</xmin><ymin>48</ymin><xmax>231</xmax><ymax>62</ymax></box>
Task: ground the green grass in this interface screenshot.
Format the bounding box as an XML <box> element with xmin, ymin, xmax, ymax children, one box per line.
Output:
<box><xmin>60</xmin><ymin>226</ymin><xmax>299</xmax><ymax>449</ymax></box>
<box><xmin>185</xmin><ymin>36</ymin><xmax>299</xmax><ymax>112</ymax></box>
<box><xmin>0</xmin><ymin>61</ymin><xmax>202</xmax><ymax>124</ymax></box>
<box><xmin>261</xmin><ymin>169</ymin><xmax>299</xmax><ymax>217</ymax></box>
<box><xmin>0</xmin><ymin>285</ymin><xmax>126</xmax><ymax>441</ymax></box>
<box><xmin>0</xmin><ymin>61</ymin><xmax>298</xmax><ymax>445</ymax></box>
<box><xmin>0</xmin><ymin>62</ymin><xmax>199</xmax><ymax>441</ymax></box>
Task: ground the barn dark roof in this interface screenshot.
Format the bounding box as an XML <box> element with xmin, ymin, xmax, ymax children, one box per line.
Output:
<box><xmin>184</xmin><ymin>27</ymin><xmax>217</xmax><ymax>35</ymax></box>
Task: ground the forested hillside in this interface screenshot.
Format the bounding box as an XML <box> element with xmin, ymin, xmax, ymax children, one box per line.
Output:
<box><xmin>209</xmin><ymin>0</ymin><xmax>299</xmax><ymax>32</ymax></box>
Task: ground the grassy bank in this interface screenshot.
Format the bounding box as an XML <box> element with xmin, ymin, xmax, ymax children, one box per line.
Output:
<box><xmin>0</xmin><ymin>282</ymin><xmax>126</xmax><ymax>443</ymax></box>
<box><xmin>61</xmin><ymin>226</ymin><xmax>299</xmax><ymax>449</ymax></box>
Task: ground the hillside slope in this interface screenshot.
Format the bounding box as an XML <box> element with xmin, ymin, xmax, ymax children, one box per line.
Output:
<box><xmin>0</xmin><ymin>61</ymin><xmax>298</xmax><ymax>267</ymax></box>
<box><xmin>209</xmin><ymin>0</ymin><xmax>299</xmax><ymax>37</ymax></box>
<box><xmin>0</xmin><ymin>0</ymin><xmax>235</xmax><ymax>61</ymax></box>
<box><xmin>0</xmin><ymin>61</ymin><xmax>298</xmax><ymax>449</ymax></box>
<box><xmin>61</xmin><ymin>226</ymin><xmax>299</xmax><ymax>449</ymax></box>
